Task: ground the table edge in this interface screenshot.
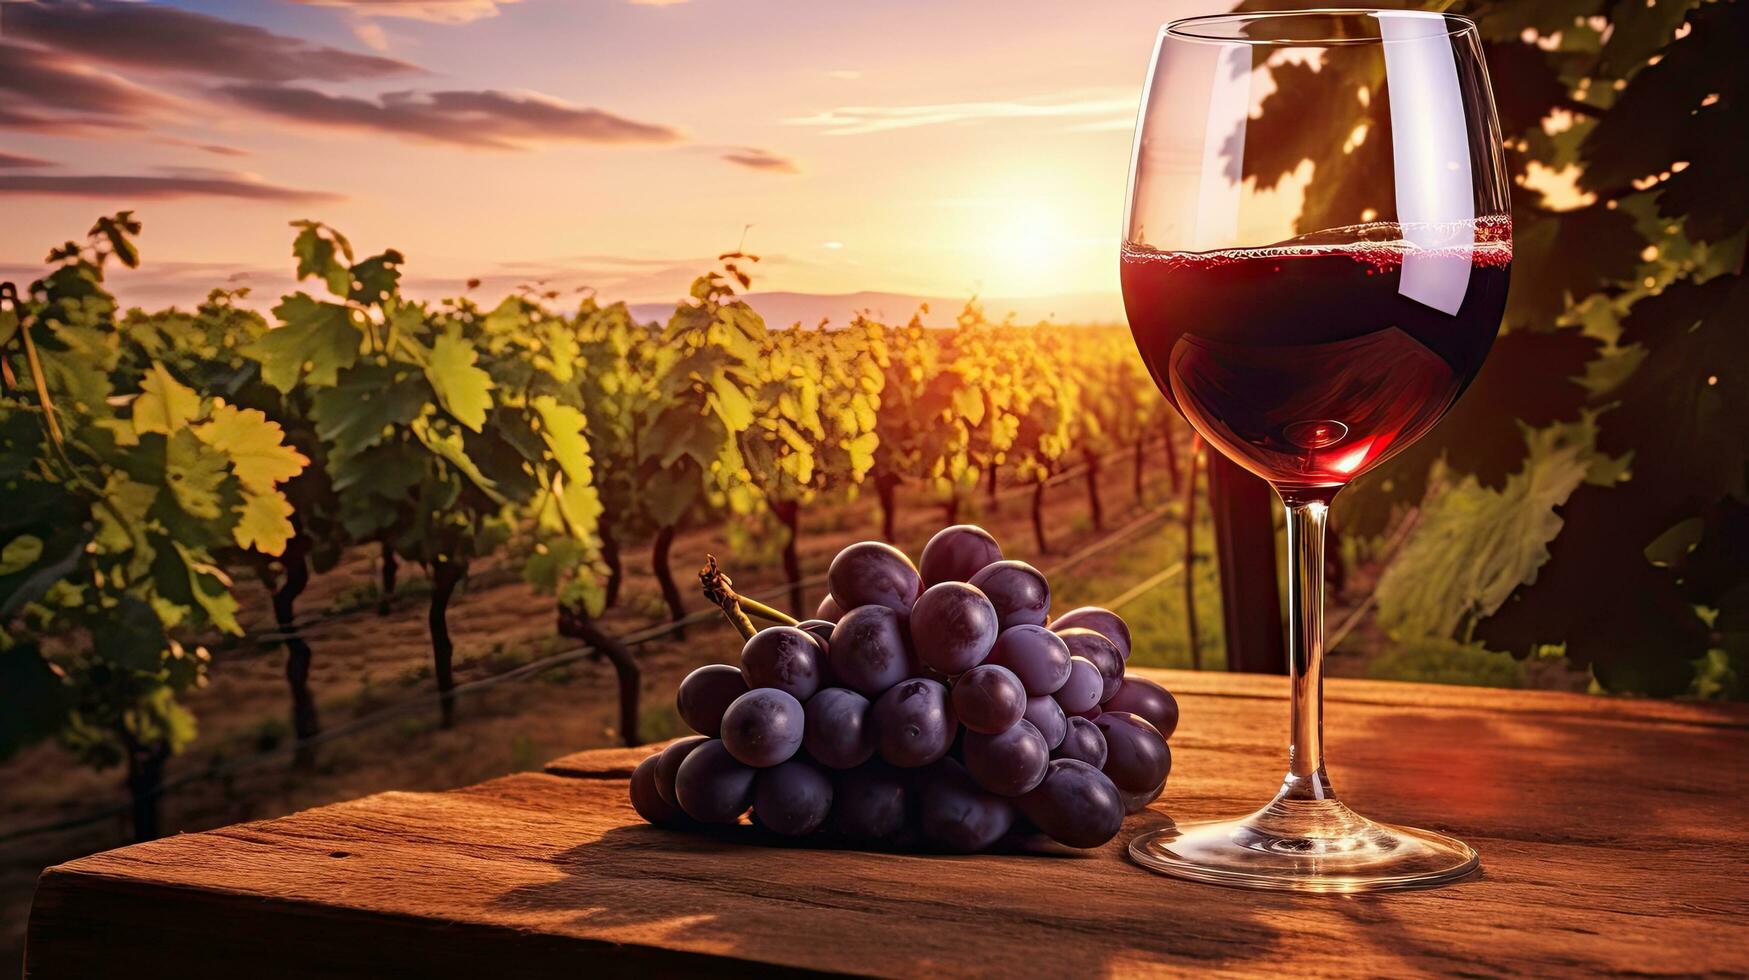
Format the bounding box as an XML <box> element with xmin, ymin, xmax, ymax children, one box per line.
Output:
<box><xmin>25</xmin><ymin>864</ymin><xmax>858</xmax><ymax>979</ymax></box>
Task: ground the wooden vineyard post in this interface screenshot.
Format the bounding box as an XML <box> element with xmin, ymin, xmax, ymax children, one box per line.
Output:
<box><xmin>1207</xmin><ymin>452</ymin><xmax>1287</xmax><ymax>675</ymax></box>
<box><xmin>1181</xmin><ymin>439</ymin><xmax>1201</xmax><ymax>670</ymax></box>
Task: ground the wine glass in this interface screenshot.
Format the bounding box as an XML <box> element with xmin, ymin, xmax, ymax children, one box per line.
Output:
<box><xmin>1121</xmin><ymin>9</ymin><xmax>1510</xmax><ymax>891</ymax></box>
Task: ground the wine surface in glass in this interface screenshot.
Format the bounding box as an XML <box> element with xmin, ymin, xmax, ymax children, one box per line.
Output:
<box><xmin>1121</xmin><ymin>218</ymin><xmax>1511</xmax><ymax>494</ymax></box>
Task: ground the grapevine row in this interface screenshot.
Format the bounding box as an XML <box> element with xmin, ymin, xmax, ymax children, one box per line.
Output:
<box><xmin>0</xmin><ymin>215</ymin><xmax>1189</xmax><ymax>838</ymax></box>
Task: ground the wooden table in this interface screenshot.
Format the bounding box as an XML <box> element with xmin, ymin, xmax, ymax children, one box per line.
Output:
<box><xmin>25</xmin><ymin>670</ymin><xmax>1749</xmax><ymax>977</ymax></box>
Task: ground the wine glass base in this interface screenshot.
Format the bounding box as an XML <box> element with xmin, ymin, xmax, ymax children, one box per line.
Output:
<box><xmin>1129</xmin><ymin>795</ymin><xmax>1479</xmax><ymax>893</ymax></box>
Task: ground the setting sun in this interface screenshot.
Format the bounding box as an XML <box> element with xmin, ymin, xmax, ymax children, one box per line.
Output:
<box><xmin>987</xmin><ymin>199</ymin><xmax>1077</xmax><ymax>294</ymax></box>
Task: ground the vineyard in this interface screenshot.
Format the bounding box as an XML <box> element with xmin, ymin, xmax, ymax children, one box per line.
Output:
<box><xmin>2</xmin><ymin>5</ymin><xmax>1746</xmax><ymax>956</ymax></box>
<box><xmin>0</xmin><ymin>0</ymin><xmax>1744</xmax><ymax>968</ymax></box>
<box><xmin>0</xmin><ymin>215</ymin><xmax>1202</xmax><ymax>850</ymax></box>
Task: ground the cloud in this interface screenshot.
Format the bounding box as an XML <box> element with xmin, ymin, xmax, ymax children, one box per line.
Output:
<box><xmin>0</xmin><ymin>259</ymin><xmax>293</xmax><ymax>310</ymax></box>
<box><xmin>0</xmin><ymin>170</ymin><xmax>340</xmax><ymax>203</ymax></box>
<box><xmin>0</xmin><ymin>41</ymin><xmax>173</xmax><ymax>131</ymax></box>
<box><xmin>219</xmin><ymin>84</ymin><xmax>681</xmax><ymax>150</ymax></box>
<box><xmin>3</xmin><ymin>0</ymin><xmax>419</xmax><ymax>82</ymax></box>
<box><xmin>784</xmin><ymin>93</ymin><xmax>1136</xmax><ymax>136</ymax></box>
<box><xmin>721</xmin><ymin>148</ymin><xmax>799</xmax><ymax>174</ymax></box>
<box><xmin>493</xmin><ymin>253</ymin><xmax>702</xmax><ymax>271</ymax></box>
<box><xmin>154</xmin><ymin>138</ymin><xmax>251</xmax><ymax>158</ymax></box>
<box><xmin>0</xmin><ymin>152</ymin><xmax>54</xmax><ymax>169</ymax></box>
<box><xmin>628</xmin><ymin>0</ymin><xmax>692</xmax><ymax>6</ymax></box>
<box><xmin>350</xmin><ymin>20</ymin><xmax>392</xmax><ymax>53</ymax></box>
<box><xmin>1064</xmin><ymin>117</ymin><xmax>1139</xmax><ymax>133</ymax></box>
<box><xmin>0</xmin><ymin>104</ymin><xmax>142</xmax><ymax>134</ymax></box>
<box><xmin>289</xmin><ymin>0</ymin><xmax>522</xmax><ymax>23</ymax></box>
<box><xmin>427</xmin><ymin>255</ymin><xmax>733</xmax><ymax>303</ymax></box>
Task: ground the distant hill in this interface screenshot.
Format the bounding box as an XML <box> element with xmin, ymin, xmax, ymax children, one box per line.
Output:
<box><xmin>626</xmin><ymin>290</ymin><xmax>1126</xmax><ymax>327</ymax></box>
<box><xmin>51</xmin><ymin>267</ymin><xmax>1131</xmax><ymax>327</ymax></box>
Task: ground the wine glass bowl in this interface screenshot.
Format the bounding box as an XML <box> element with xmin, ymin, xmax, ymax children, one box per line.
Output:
<box><xmin>1121</xmin><ymin>9</ymin><xmax>1510</xmax><ymax>891</ymax></box>
<box><xmin>1121</xmin><ymin>217</ymin><xmax>1511</xmax><ymax>497</ymax></box>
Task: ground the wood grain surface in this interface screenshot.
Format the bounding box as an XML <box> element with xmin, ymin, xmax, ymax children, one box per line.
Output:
<box><xmin>26</xmin><ymin>669</ymin><xmax>1749</xmax><ymax>978</ymax></box>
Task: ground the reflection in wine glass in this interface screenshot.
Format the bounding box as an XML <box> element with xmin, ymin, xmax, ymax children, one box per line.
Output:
<box><xmin>1170</xmin><ymin>326</ymin><xmax>1453</xmax><ymax>486</ymax></box>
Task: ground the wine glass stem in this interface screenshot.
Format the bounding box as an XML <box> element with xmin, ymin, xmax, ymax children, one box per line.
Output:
<box><xmin>1281</xmin><ymin>494</ymin><xmax>1335</xmax><ymax>802</ymax></box>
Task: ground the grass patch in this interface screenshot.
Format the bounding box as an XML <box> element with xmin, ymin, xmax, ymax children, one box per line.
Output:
<box><xmin>509</xmin><ymin>734</ymin><xmax>538</xmax><ymax>772</ymax></box>
<box><xmin>638</xmin><ymin>704</ymin><xmax>684</xmax><ymax>744</ymax></box>
<box><xmin>1049</xmin><ymin>495</ymin><xmax>1226</xmax><ymax>672</ymax></box>
<box><xmin>1365</xmin><ymin>637</ymin><xmax>1524</xmax><ymax>688</ymax></box>
<box><xmin>248</xmin><ymin>716</ymin><xmax>290</xmax><ymax>753</ymax></box>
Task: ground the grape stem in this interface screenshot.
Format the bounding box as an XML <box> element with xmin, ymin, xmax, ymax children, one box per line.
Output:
<box><xmin>2</xmin><ymin>282</ymin><xmax>64</xmax><ymax>445</ymax></box>
<box><xmin>698</xmin><ymin>555</ymin><xmax>798</xmax><ymax>640</ymax></box>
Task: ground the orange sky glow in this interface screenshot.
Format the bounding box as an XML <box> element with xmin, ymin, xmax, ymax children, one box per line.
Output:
<box><xmin>0</xmin><ymin>0</ymin><xmax>1263</xmax><ymax>320</ymax></box>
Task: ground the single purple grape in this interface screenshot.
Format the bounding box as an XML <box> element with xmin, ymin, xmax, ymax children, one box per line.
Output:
<box><xmin>675</xmin><ymin>664</ymin><xmax>747</xmax><ymax>737</ymax></box>
<box><xmin>827</xmin><ymin>604</ymin><xmax>913</xmax><ymax>696</ymax></box>
<box><xmin>951</xmin><ymin>664</ymin><xmax>1027</xmax><ymax>734</ymax></box>
<box><xmin>1053</xmin><ymin>716</ymin><xmax>1108</xmax><ymax>769</ymax></box>
<box><xmin>919</xmin><ymin>524</ymin><xmax>1003</xmax><ymax>587</ymax></box>
<box><xmin>816</xmin><ymin>594</ymin><xmax>844</xmax><ymax>622</ymax></box>
<box><xmin>918</xmin><ymin>758</ymin><xmax>1016</xmax><ymax>852</ymax></box>
<box><xmin>1052</xmin><ymin>657</ymin><xmax>1103</xmax><ymax>715</ymax></box>
<box><xmin>1119</xmin><ymin>777</ymin><xmax>1166</xmax><ymax>815</ymax></box>
<box><xmin>833</xmin><ymin>761</ymin><xmax>910</xmax><ymax>842</ymax></box>
<box><xmin>794</xmin><ymin>618</ymin><xmax>835</xmax><ymax>654</ymax></box>
<box><xmin>654</xmin><ymin>735</ymin><xmax>710</xmax><ymax>807</ymax></box>
<box><xmin>720</xmin><ymin>688</ymin><xmax>805</xmax><ymax>768</ymax></box>
<box><xmin>962</xmin><ymin>719</ymin><xmax>1050</xmax><ymax>797</ymax></box>
<box><xmin>739</xmin><ymin>625</ymin><xmax>825</xmax><ymax>700</ymax></box>
<box><xmin>753</xmin><ymin>758</ymin><xmax>835</xmax><ymax>836</ymax></box>
<box><xmin>793</xmin><ymin>619</ymin><xmax>837</xmax><ymax>685</ymax></box>
<box><xmin>630</xmin><ymin>754</ymin><xmax>685</xmax><ymax>827</ymax></box>
<box><xmin>673</xmin><ymin>739</ymin><xmax>755</xmax><ymax>824</ymax></box>
<box><xmin>1023</xmin><ymin>694</ymin><xmax>1068</xmax><ymax>750</ymax></box>
<box><xmin>967</xmin><ymin>560</ymin><xmax>1051</xmax><ymax>630</ymax></box>
<box><xmin>1050</xmin><ymin>606</ymin><xmax>1132</xmax><ymax>661</ymax></box>
<box><xmin>1057</xmin><ymin>628</ymin><xmax>1123</xmax><ymax>702</ymax></box>
<box><xmin>803</xmin><ymin>687</ymin><xmax>875</xmax><ymax>769</ymax></box>
<box><xmin>1017</xmin><ymin>758</ymin><xmax>1124</xmax><ymax>849</ymax></box>
<box><xmin>909</xmin><ymin>581</ymin><xmax>1000</xmax><ymax>675</ymax></box>
<box><xmin>827</xmin><ymin>541</ymin><xmax>922</xmax><ymax>613</ymax></box>
<box><xmin>985</xmin><ymin>624</ymin><xmax>1072</xmax><ymax>695</ymax></box>
<box><xmin>1095</xmin><ymin>711</ymin><xmax>1172</xmax><ymax>793</ymax></box>
<box><xmin>871</xmin><ymin>677</ymin><xmax>955</xmax><ymax>768</ymax></box>
<box><xmin>1102</xmin><ymin>677</ymin><xmax>1179</xmax><ymax>739</ymax></box>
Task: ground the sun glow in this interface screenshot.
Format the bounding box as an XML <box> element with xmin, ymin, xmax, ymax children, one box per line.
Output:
<box><xmin>992</xmin><ymin>201</ymin><xmax>1070</xmax><ymax>279</ymax></box>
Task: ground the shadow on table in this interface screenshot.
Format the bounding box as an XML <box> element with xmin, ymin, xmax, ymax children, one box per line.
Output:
<box><xmin>1345</xmin><ymin>707</ymin><xmax>1745</xmax><ymax>849</ymax></box>
<box><xmin>485</xmin><ymin>807</ymin><xmax>1312</xmax><ymax>974</ymax></box>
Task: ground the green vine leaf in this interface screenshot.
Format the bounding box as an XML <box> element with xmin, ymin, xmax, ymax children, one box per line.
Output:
<box><xmin>1597</xmin><ymin>272</ymin><xmax>1749</xmax><ymax>512</ymax></box>
<box><xmin>1377</xmin><ymin>426</ymin><xmax>1593</xmax><ymax>640</ymax></box>
<box><xmin>0</xmin><ymin>535</ymin><xmax>44</xmax><ymax>576</ymax></box>
<box><xmin>425</xmin><ymin>332</ymin><xmax>494</xmax><ymax>432</ymax></box>
<box><xmin>291</xmin><ymin>221</ymin><xmax>354</xmax><ymax>297</ymax></box>
<box><xmin>162</xmin><ymin>429</ymin><xmax>230</xmax><ymax>522</ymax></box>
<box><xmin>194</xmin><ymin>403</ymin><xmax>307</xmax><ymax>493</ymax></box>
<box><xmin>250</xmin><ymin>294</ymin><xmax>362</xmax><ymax>392</ymax></box>
<box><xmin>130</xmin><ymin>363</ymin><xmax>201</xmax><ymax>436</ymax></box>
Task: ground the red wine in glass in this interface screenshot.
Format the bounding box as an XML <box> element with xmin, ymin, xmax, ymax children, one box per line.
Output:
<box><xmin>1122</xmin><ymin>218</ymin><xmax>1511</xmax><ymax>498</ymax></box>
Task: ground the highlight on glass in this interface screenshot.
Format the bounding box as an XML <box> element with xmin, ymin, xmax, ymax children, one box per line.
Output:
<box><xmin>1121</xmin><ymin>9</ymin><xmax>1511</xmax><ymax>891</ymax></box>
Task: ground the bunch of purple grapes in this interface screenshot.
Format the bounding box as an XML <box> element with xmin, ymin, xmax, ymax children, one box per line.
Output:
<box><xmin>629</xmin><ymin>525</ymin><xmax>1178</xmax><ymax>852</ymax></box>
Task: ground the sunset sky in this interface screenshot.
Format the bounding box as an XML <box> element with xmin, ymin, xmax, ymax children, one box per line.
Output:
<box><xmin>0</xmin><ymin>0</ymin><xmax>1238</xmax><ymax>317</ymax></box>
